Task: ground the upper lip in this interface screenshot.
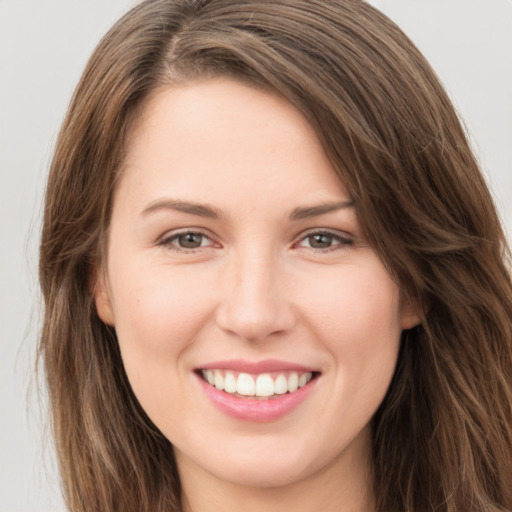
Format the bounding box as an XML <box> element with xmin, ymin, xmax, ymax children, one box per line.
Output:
<box><xmin>197</xmin><ymin>358</ymin><xmax>319</xmax><ymax>374</ymax></box>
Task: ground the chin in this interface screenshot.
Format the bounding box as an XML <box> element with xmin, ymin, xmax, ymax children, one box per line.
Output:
<box><xmin>211</xmin><ymin>460</ymin><xmax>310</xmax><ymax>489</ymax></box>
<box><xmin>175</xmin><ymin>436</ymin><xmax>319</xmax><ymax>490</ymax></box>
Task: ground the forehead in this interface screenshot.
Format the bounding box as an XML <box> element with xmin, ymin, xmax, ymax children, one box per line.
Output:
<box><xmin>117</xmin><ymin>77</ymin><xmax>350</xmax><ymax>216</ymax></box>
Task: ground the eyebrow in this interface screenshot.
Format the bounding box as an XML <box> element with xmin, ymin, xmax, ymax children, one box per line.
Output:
<box><xmin>141</xmin><ymin>199</ymin><xmax>222</xmax><ymax>219</ymax></box>
<box><xmin>140</xmin><ymin>198</ymin><xmax>355</xmax><ymax>220</ymax></box>
<box><xmin>289</xmin><ymin>200</ymin><xmax>355</xmax><ymax>220</ymax></box>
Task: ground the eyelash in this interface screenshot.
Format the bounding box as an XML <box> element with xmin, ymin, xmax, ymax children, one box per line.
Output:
<box><xmin>294</xmin><ymin>230</ymin><xmax>354</xmax><ymax>252</ymax></box>
<box><xmin>159</xmin><ymin>230</ymin><xmax>217</xmax><ymax>253</ymax></box>
<box><xmin>158</xmin><ymin>229</ymin><xmax>354</xmax><ymax>254</ymax></box>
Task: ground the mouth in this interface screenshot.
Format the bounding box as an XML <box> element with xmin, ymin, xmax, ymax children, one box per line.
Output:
<box><xmin>196</xmin><ymin>368</ymin><xmax>320</xmax><ymax>400</ymax></box>
<box><xmin>195</xmin><ymin>359</ymin><xmax>321</xmax><ymax>421</ymax></box>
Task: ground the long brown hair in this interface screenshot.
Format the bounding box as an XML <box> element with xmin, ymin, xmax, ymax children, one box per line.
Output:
<box><xmin>39</xmin><ymin>1</ymin><xmax>512</xmax><ymax>510</ymax></box>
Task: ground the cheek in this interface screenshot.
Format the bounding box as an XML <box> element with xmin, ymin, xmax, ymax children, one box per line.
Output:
<box><xmin>107</xmin><ymin>260</ymin><xmax>215</xmax><ymax>393</ymax></box>
<box><xmin>310</xmin><ymin>270</ymin><xmax>402</xmax><ymax>442</ymax></box>
<box><xmin>298</xmin><ymin>262</ymin><xmax>402</xmax><ymax>390</ymax></box>
<box><xmin>111</xmin><ymin>259</ymin><xmax>210</xmax><ymax>342</ymax></box>
<box><xmin>107</xmin><ymin>262</ymin><xmax>219</xmax><ymax>429</ymax></box>
<box><xmin>300</xmin><ymin>262</ymin><xmax>402</xmax><ymax>341</ymax></box>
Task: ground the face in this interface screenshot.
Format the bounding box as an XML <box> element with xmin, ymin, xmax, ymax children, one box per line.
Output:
<box><xmin>95</xmin><ymin>78</ymin><xmax>419</xmax><ymax>493</ymax></box>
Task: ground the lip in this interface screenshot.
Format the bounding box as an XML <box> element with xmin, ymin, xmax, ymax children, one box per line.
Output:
<box><xmin>198</xmin><ymin>358</ymin><xmax>319</xmax><ymax>374</ymax></box>
<box><xmin>195</xmin><ymin>360</ymin><xmax>319</xmax><ymax>422</ymax></box>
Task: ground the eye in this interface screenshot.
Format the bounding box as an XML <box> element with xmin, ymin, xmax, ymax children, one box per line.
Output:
<box><xmin>296</xmin><ymin>231</ymin><xmax>353</xmax><ymax>251</ymax></box>
<box><xmin>159</xmin><ymin>230</ymin><xmax>216</xmax><ymax>251</ymax></box>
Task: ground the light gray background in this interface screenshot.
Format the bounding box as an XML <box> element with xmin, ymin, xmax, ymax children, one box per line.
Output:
<box><xmin>1</xmin><ymin>1</ymin><xmax>511</xmax><ymax>511</ymax></box>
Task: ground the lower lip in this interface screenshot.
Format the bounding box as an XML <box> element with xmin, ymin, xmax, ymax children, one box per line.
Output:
<box><xmin>196</xmin><ymin>374</ymin><xmax>318</xmax><ymax>422</ymax></box>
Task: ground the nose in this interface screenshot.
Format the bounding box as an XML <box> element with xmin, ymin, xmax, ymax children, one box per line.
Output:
<box><xmin>215</xmin><ymin>249</ymin><xmax>296</xmax><ymax>343</ymax></box>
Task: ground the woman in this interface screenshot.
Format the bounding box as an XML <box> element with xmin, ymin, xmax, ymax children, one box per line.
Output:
<box><xmin>38</xmin><ymin>0</ymin><xmax>512</xmax><ymax>511</ymax></box>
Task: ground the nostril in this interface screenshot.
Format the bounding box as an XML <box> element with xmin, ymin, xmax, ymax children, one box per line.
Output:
<box><xmin>215</xmin><ymin>303</ymin><xmax>296</xmax><ymax>343</ymax></box>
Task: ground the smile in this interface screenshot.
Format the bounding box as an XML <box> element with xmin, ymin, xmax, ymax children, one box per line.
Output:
<box><xmin>195</xmin><ymin>359</ymin><xmax>320</xmax><ymax>421</ymax></box>
<box><xmin>200</xmin><ymin>369</ymin><xmax>315</xmax><ymax>398</ymax></box>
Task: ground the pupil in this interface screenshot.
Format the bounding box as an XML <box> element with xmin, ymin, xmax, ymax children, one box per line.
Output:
<box><xmin>310</xmin><ymin>234</ymin><xmax>332</xmax><ymax>248</ymax></box>
<box><xmin>179</xmin><ymin>233</ymin><xmax>202</xmax><ymax>248</ymax></box>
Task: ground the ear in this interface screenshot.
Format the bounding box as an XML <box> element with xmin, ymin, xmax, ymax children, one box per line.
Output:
<box><xmin>400</xmin><ymin>296</ymin><xmax>422</xmax><ymax>330</ymax></box>
<box><xmin>90</xmin><ymin>264</ymin><xmax>116</xmax><ymax>326</ymax></box>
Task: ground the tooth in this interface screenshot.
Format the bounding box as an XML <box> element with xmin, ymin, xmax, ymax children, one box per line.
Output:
<box><xmin>214</xmin><ymin>370</ymin><xmax>224</xmax><ymax>390</ymax></box>
<box><xmin>255</xmin><ymin>374</ymin><xmax>274</xmax><ymax>397</ymax></box>
<box><xmin>206</xmin><ymin>369</ymin><xmax>313</xmax><ymax>396</ymax></box>
<box><xmin>224</xmin><ymin>371</ymin><xmax>237</xmax><ymax>393</ymax></box>
<box><xmin>237</xmin><ymin>373</ymin><xmax>255</xmax><ymax>396</ymax></box>
<box><xmin>288</xmin><ymin>372</ymin><xmax>299</xmax><ymax>392</ymax></box>
<box><xmin>274</xmin><ymin>374</ymin><xmax>288</xmax><ymax>395</ymax></box>
<box><xmin>204</xmin><ymin>370</ymin><xmax>215</xmax><ymax>385</ymax></box>
<box><xmin>299</xmin><ymin>372</ymin><xmax>312</xmax><ymax>388</ymax></box>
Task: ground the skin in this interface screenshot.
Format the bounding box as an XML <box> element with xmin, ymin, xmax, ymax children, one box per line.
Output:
<box><xmin>95</xmin><ymin>77</ymin><xmax>419</xmax><ymax>512</ymax></box>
